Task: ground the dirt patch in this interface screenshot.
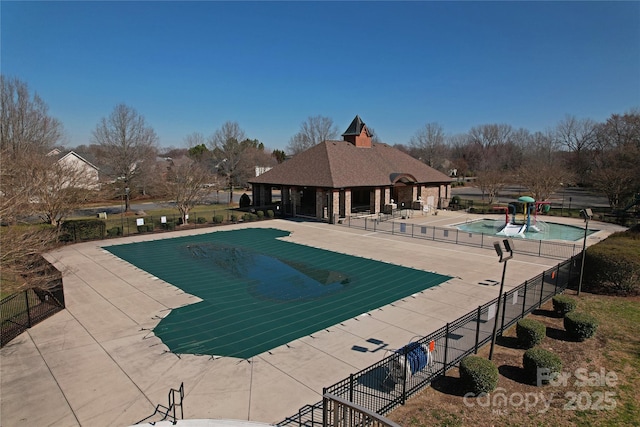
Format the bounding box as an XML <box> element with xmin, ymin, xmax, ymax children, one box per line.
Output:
<box><xmin>387</xmin><ymin>293</ymin><xmax>640</xmax><ymax>427</ymax></box>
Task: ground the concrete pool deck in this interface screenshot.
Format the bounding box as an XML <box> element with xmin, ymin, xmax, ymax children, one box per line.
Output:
<box><xmin>0</xmin><ymin>212</ymin><xmax>627</xmax><ymax>426</ymax></box>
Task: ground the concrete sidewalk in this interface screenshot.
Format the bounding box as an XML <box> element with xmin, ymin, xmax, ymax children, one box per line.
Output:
<box><xmin>1</xmin><ymin>214</ymin><xmax>625</xmax><ymax>426</ymax></box>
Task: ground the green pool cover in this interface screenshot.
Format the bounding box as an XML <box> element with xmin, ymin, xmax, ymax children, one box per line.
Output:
<box><xmin>105</xmin><ymin>228</ymin><xmax>451</xmax><ymax>359</ymax></box>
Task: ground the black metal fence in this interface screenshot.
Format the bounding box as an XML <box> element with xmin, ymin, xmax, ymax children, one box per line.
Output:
<box><xmin>336</xmin><ymin>215</ymin><xmax>580</xmax><ymax>260</ymax></box>
<box><xmin>1</xmin><ymin>283</ymin><xmax>65</xmax><ymax>347</ymax></box>
<box><xmin>278</xmin><ymin>254</ymin><xmax>581</xmax><ymax>426</ymax></box>
<box><xmin>60</xmin><ymin>209</ymin><xmax>274</xmax><ymax>243</ymax></box>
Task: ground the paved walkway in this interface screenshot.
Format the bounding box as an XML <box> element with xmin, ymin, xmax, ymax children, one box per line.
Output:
<box><xmin>0</xmin><ymin>213</ymin><xmax>626</xmax><ymax>426</ymax></box>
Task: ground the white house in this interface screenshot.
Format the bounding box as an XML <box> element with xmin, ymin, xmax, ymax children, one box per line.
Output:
<box><xmin>48</xmin><ymin>149</ymin><xmax>100</xmax><ymax>190</ymax></box>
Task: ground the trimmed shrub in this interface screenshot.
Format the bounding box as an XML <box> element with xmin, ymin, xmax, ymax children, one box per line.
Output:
<box><xmin>256</xmin><ymin>210</ymin><xmax>264</xmax><ymax>219</ymax></box>
<box><xmin>266</xmin><ymin>209</ymin><xmax>275</xmax><ymax>218</ymax></box>
<box><xmin>213</xmin><ymin>215</ymin><xmax>224</xmax><ymax>224</ymax></box>
<box><xmin>564</xmin><ymin>311</ymin><xmax>598</xmax><ymax>341</ymax></box>
<box><xmin>230</xmin><ymin>213</ymin><xmax>238</xmax><ymax>223</ymax></box>
<box><xmin>107</xmin><ymin>226</ymin><xmax>122</xmax><ymax>237</ymax></box>
<box><xmin>516</xmin><ymin>318</ymin><xmax>546</xmax><ymax>349</ymax></box>
<box><xmin>137</xmin><ymin>224</ymin><xmax>153</xmax><ymax>233</ymax></box>
<box><xmin>163</xmin><ymin>221</ymin><xmax>176</xmax><ymax>231</ymax></box>
<box><xmin>523</xmin><ymin>347</ymin><xmax>562</xmax><ymax>385</ymax></box>
<box><xmin>196</xmin><ymin>217</ymin><xmax>207</xmax><ymax>224</ymax></box>
<box><xmin>459</xmin><ymin>355</ymin><xmax>499</xmax><ymax>394</ymax></box>
<box><xmin>552</xmin><ymin>294</ymin><xmax>577</xmax><ymax>316</ymax></box>
<box><xmin>242</xmin><ymin>213</ymin><xmax>258</xmax><ymax>222</ymax></box>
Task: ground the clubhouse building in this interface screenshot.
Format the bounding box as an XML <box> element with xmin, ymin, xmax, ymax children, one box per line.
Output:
<box><xmin>249</xmin><ymin>116</ymin><xmax>453</xmax><ymax>223</ymax></box>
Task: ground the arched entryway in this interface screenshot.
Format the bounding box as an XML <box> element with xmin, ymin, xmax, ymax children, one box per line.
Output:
<box><xmin>391</xmin><ymin>173</ymin><xmax>417</xmax><ymax>208</ymax></box>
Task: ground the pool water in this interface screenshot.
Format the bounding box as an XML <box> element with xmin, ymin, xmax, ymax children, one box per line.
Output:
<box><xmin>455</xmin><ymin>219</ymin><xmax>597</xmax><ymax>241</ymax></box>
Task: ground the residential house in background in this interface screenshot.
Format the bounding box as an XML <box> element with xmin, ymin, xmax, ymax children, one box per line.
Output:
<box><xmin>48</xmin><ymin>149</ymin><xmax>100</xmax><ymax>190</ymax></box>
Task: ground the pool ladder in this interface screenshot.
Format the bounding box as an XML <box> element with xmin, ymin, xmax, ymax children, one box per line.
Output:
<box><xmin>135</xmin><ymin>382</ymin><xmax>184</xmax><ymax>425</ymax></box>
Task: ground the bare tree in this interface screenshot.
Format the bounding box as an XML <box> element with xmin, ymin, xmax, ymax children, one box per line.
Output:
<box><xmin>0</xmin><ymin>226</ymin><xmax>60</xmax><ymax>293</ymax></box>
<box><xmin>514</xmin><ymin>130</ymin><xmax>573</xmax><ymax>202</ymax></box>
<box><xmin>555</xmin><ymin>115</ymin><xmax>597</xmax><ymax>184</ymax></box>
<box><xmin>165</xmin><ymin>157</ymin><xmax>212</xmax><ymax>224</ymax></box>
<box><xmin>236</xmin><ymin>145</ymin><xmax>277</xmax><ymax>187</ymax></box>
<box><xmin>367</xmin><ymin>126</ymin><xmax>382</xmax><ymax>144</ymax></box>
<box><xmin>0</xmin><ymin>76</ymin><xmax>64</xmax><ymax>293</ymax></box>
<box><xmin>409</xmin><ymin>122</ymin><xmax>448</xmax><ymax>171</ymax></box>
<box><xmin>1</xmin><ymin>77</ymin><xmax>66</xmax><ymax>224</ymax></box>
<box><xmin>591</xmin><ymin>111</ymin><xmax>640</xmax><ymax>208</ymax></box>
<box><xmin>0</xmin><ymin>76</ymin><xmax>63</xmax><ymax>156</ymax></box>
<box><xmin>32</xmin><ymin>155</ymin><xmax>96</xmax><ymax>227</ymax></box>
<box><xmin>468</xmin><ymin>123</ymin><xmax>521</xmax><ymax>172</ymax></box>
<box><xmin>184</xmin><ymin>132</ymin><xmax>207</xmax><ymax>150</ymax></box>
<box><xmin>286</xmin><ymin>115</ymin><xmax>339</xmax><ymax>155</ymax></box>
<box><xmin>208</xmin><ymin>121</ymin><xmax>246</xmax><ymax>203</ymax></box>
<box><xmin>476</xmin><ymin>169</ymin><xmax>509</xmax><ymax>204</ymax></box>
<box><xmin>92</xmin><ymin>104</ymin><xmax>158</xmax><ymax>211</ymax></box>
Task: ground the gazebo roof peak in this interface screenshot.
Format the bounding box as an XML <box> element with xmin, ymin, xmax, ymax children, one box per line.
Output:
<box><xmin>342</xmin><ymin>115</ymin><xmax>372</xmax><ymax>137</ymax></box>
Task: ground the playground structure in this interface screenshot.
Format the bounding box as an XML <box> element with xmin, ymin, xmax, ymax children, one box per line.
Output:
<box><xmin>494</xmin><ymin>196</ymin><xmax>551</xmax><ymax>238</ymax></box>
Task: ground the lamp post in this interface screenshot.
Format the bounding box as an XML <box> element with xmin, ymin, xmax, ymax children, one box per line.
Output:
<box><xmin>120</xmin><ymin>187</ymin><xmax>129</xmax><ymax>235</ymax></box>
<box><xmin>120</xmin><ymin>188</ymin><xmax>125</xmax><ymax>232</ymax></box>
<box><xmin>489</xmin><ymin>239</ymin><xmax>513</xmax><ymax>361</ymax></box>
<box><xmin>578</xmin><ymin>208</ymin><xmax>593</xmax><ymax>296</ymax></box>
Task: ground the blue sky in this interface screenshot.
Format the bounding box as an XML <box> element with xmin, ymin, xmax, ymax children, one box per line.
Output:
<box><xmin>3</xmin><ymin>1</ymin><xmax>639</xmax><ymax>151</ymax></box>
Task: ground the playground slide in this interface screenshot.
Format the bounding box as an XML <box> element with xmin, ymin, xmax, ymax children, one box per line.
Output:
<box><xmin>498</xmin><ymin>223</ymin><xmax>527</xmax><ymax>237</ymax></box>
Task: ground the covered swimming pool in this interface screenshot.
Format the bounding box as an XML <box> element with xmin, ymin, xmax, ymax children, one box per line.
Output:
<box><xmin>104</xmin><ymin>228</ymin><xmax>451</xmax><ymax>359</ymax></box>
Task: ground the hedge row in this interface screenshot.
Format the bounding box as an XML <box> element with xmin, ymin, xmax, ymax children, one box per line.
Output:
<box><xmin>583</xmin><ymin>225</ymin><xmax>640</xmax><ymax>295</ymax></box>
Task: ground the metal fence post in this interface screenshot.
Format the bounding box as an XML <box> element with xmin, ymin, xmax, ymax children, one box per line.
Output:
<box><xmin>443</xmin><ymin>323</ymin><xmax>449</xmax><ymax>374</ymax></box>
<box><xmin>455</xmin><ymin>229</ymin><xmax>459</xmax><ymax>244</ymax></box>
<box><xmin>322</xmin><ymin>387</ymin><xmax>328</xmax><ymax>427</ymax></box>
<box><xmin>411</xmin><ymin>223</ymin><xmax>414</xmax><ymax>238</ymax></box>
<box><xmin>539</xmin><ymin>277</ymin><xmax>545</xmax><ymax>308</ymax></box>
<box><xmin>364</xmin><ymin>217</ymin><xmax>367</xmax><ymax>231</ymax></box>
<box><xmin>539</xmin><ymin>240</ymin><xmax>542</xmax><ymax>257</ymax></box>
<box><xmin>349</xmin><ymin>373</ymin><xmax>354</xmax><ymax>402</ymax></box>
<box><xmin>554</xmin><ymin>264</ymin><xmax>560</xmax><ymax>294</ymax></box>
<box><xmin>25</xmin><ymin>290</ymin><xmax>32</xmax><ymax>328</ymax></box>
<box><xmin>474</xmin><ymin>306</ymin><xmax>481</xmax><ymax>354</ymax></box>
<box><xmin>521</xmin><ymin>280</ymin><xmax>528</xmax><ymax>318</ymax></box>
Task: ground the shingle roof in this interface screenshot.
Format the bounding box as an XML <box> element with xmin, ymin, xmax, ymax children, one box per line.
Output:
<box><xmin>342</xmin><ymin>115</ymin><xmax>372</xmax><ymax>137</ymax></box>
<box><xmin>249</xmin><ymin>140</ymin><xmax>452</xmax><ymax>188</ymax></box>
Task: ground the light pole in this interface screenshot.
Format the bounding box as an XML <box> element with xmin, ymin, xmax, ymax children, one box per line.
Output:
<box><xmin>489</xmin><ymin>239</ymin><xmax>513</xmax><ymax>360</ymax></box>
<box><xmin>120</xmin><ymin>188</ymin><xmax>125</xmax><ymax>232</ymax></box>
<box><xmin>578</xmin><ymin>208</ymin><xmax>593</xmax><ymax>296</ymax></box>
